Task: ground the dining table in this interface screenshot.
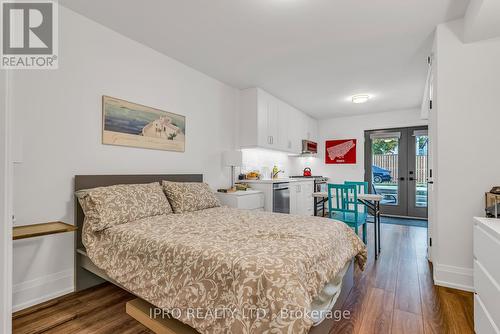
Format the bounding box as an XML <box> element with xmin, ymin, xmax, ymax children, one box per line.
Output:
<box><xmin>312</xmin><ymin>191</ymin><xmax>384</xmax><ymax>259</ymax></box>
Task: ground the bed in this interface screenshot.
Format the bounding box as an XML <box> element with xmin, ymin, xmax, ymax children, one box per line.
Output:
<box><xmin>74</xmin><ymin>174</ymin><xmax>366</xmax><ymax>334</ymax></box>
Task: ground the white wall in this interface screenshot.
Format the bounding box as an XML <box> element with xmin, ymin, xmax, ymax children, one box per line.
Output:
<box><xmin>289</xmin><ymin>109</ymin><xmax>427</xmax><ymax>182</ymax></box>
<box><xmin>432</xmin><ymin>19</ymin><xmax>500</xmax><ymax>291</ymax></box>
<box><xmin>0</xmin><ymin>70</ymin><xmax>13</xmax><ymax>333</ymax></box>
<box><xmin>11</xmin><ymin>6</ymin><xmax>240</xmax><ymax>311</ymax></box>
<box><xmin>241</xmin><ymin>148</ymin><xmax>291</xmax><ymax>179</ymax></box>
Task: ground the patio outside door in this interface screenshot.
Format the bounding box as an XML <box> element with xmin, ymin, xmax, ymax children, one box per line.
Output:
<box><xmin>364</xmin><ymin>126</ymin><xmax>428</xmax><ymax>218</ymax></box>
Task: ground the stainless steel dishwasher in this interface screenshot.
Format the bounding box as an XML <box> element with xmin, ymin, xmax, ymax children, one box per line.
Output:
<box><xmin>273</xmin><ymin>182</ymin><xmax>290</xmax><ymax>214</ymax></box>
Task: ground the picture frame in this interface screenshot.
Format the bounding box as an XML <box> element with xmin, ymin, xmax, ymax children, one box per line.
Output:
<box><xmin>102</xmin><ymin>96</ymin><xmax>186</xmax><ymax>152</ymax></box>
<box><xmin>325</xmin><ymin>139</ymin><xmax>357</xmax><ymax>164</ymax></box>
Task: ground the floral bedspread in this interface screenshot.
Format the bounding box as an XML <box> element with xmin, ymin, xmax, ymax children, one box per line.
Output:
<box><xmin>83</xmin><ymin>207</ymin><xmax>366</xmax><ymax>333</ymax></box>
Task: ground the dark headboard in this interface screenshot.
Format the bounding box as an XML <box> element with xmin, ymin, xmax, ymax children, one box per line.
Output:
<box><xmin>74</xmin><ymin>174</ymin><xmax>203</xmax><ymax>291</ymax></box>
<box><xmin>74</xmin><ymin>174</ymin><xmax>203</xmax><ymax>251</ymax></box>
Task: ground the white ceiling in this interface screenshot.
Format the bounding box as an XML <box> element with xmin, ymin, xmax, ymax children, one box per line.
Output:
<box><xmin>59</xmin><ymin>0</ymin><xmax>469</xmax><ymax>119</ymax></box>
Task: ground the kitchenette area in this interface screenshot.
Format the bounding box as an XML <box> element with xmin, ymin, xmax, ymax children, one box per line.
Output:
<box><xmin>214</xmin><ymin>87</ymin><xmax>326</xmax><ymax>217</ymax></box>
<box><xmin>217</xmin><ymin>173</ymin><xmax>327</xmax><ymax>217</ymax></box>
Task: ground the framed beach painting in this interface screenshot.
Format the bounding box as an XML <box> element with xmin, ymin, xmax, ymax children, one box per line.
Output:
<box><xmin>102</xmin><ymin>96</ymin><xmax>185</xmax><ymax>152</ymax></box>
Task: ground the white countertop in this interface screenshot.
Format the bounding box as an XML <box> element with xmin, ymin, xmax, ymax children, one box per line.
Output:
<box><xmin>312</xmin><ymin>191</ymin><xmax>384</xmax><ymax>201</ymax></box>
<box><xmin>474</xmin><ymin>217</ymin><xmax>500</xmax><ymax>238</ymax></box>
<box><xmin>216</xmin><ymin>189</ymin><xmax>262</xmax><ymax>196</ymax></box>
<box><xmin>238</xmin><ymin>178</ymin><xmax>300</xmax><ymax>184</ymax></box>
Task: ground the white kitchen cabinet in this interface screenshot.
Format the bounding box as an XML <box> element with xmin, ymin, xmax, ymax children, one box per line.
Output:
<box><xmin>255</xmin><ymin>89</ymin><xmax>278</xmax><ymax>149</ymax></box>
<box><xmin>277</xmin><ymin>100</ymin><xmax>291</xmax><ymax>151</ymax></box>
<box><xmin>288</xmin><ymin>108</ymin><xmax>302</xmax><ymax>153</ymax></box>
<box><xmin>239</xmin><ymin>87</ymin><xmax>318</xmax><ymax>154</ymax></box>
<box><xmin>290</xmin><ymin>180</ymin><xmax>314</xmax><ymax>216</ymax></box>
<box><xmin>307</xmin><ymin>116</ymin><xmax>319</xmax><ymax>142</ymax></box>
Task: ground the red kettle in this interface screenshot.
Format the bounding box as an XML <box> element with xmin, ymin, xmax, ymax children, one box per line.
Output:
<box><xmin>303</xmin><ymin>167</ymin><xmax>312</xmax><ymax>177</ymax></box>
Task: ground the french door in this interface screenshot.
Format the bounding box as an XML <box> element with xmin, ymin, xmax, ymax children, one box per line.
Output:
<box><xmin>364</xmin><ymin>126</ymin><xmax>428</xmax><ymax>218</ymax></box>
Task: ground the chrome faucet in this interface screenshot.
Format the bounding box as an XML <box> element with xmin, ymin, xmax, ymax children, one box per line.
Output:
<box><xmin>272</xmin><ymin>170</ymin><xmax>284</xmax><ymax>179</ymax></box>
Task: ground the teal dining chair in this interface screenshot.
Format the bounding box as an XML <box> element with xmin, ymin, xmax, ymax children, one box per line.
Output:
<box><xmin>345</xmin><ymin>181</ymin><xmax>369</xmax><ymax>241</ymax></box>
<box><xmin>328</xmin><ymin>183</ymin><xmax>368</xmax><ymax>244</ymax></box>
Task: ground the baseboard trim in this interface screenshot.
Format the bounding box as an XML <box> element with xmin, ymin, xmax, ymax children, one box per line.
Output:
<box><xmin>13</xmin><ymin>269</ymin><xmax>74</xmax><ymax>312</ymax></box>
<box><xmin>433</xmin><ymin>263</ymin><xmax>474</xmax><ymax>292</ymax></box>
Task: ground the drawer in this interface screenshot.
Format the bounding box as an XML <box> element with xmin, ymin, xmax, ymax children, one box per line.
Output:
<box><xmin>474</xmin><ymin>259</ymin><xmax>500</xmax><ymax>328</ymax></box>
<box><xmin>475</xmin><ymin>294</ymin><xmax>500</xmax><ymax>334</ymax></box>
<box><xmin>474</xmin><ymin>224</ymin><xmax>500</xmax><ymax>285</ymax></box>
<box><xmin>236</xmin><ymin>193</ymin><xmax>264</xmax><ymax>210</ymax></box>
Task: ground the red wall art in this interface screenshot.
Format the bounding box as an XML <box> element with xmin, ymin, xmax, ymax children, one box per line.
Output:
<box><xmin>325</xmin><ymin>139</ymin><xmax>357</xmax><ymax>164</ymax></box>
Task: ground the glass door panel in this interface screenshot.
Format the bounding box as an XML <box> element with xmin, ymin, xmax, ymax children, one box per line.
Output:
<box><xmin>408</xmin><ymin>128</ymin><xmax>428</xmax><ymax>217</ymax></box>
<box><xmin>371</xmin><ymin>136</ymin><xmax>399</xmax><ymax>206</ymax></box>
<box><xmin>415</xmin><ymin>135</ymin><xmax>428</xmax><ymax>207</ymax></box>
<box><xmin>365</xmin><ymin>129</ymin><xmax>408</xmax><ymax>216</ymax></box>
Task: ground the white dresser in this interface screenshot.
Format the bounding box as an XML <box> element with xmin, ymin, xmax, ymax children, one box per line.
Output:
<box><xmin>473</xmin><ymin>217</ymin><xmax>500</xmax><ymax>334</ymax></box>
<box><xmin>216</xmin><ymin>190</ymin><xmax>264</xmax><ymax>211</ymax></box>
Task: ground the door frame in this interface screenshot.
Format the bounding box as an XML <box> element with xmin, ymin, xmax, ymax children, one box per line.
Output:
<box><xmin>0</xmin><ymin>71</ymin><xmax>13</xmax><ymax>334</ymax></box>
<box><xmin>364</xmin><ymin>126</ymin><xmax>429</xmax><ymax>219</ymax></box>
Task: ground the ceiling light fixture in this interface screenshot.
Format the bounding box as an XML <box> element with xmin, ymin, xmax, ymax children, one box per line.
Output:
<box><xmin>351</xmin><ymin>94</ymin><xmax>370</xmax><ymax>104</ymax></box>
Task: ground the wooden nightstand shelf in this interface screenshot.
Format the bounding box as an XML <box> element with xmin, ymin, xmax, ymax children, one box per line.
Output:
<box><xmin>13</xmin><ymin>222</ymin><xmax>77</xmax><ymax>240</ymax></box>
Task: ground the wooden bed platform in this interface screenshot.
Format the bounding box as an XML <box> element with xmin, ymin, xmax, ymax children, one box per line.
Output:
<box><xmin>126</xmin><ymin>299</ymin><xmax>199</xmax><ymax>334</ymax></box>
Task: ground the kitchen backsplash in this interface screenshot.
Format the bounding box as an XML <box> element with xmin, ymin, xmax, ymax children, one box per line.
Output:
<box><xmin>241</xmin><ymin>148</ymin><xmax>291</xmax><ymax>179</ymax></box>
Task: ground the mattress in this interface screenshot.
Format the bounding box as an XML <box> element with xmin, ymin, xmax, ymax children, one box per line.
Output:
<box><xmin>83</xmin><ymin>206</ymin><xmax>366</xmax><ymax>334</ymax></box>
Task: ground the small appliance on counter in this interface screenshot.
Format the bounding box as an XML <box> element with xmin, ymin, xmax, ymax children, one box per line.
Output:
<box><xmin>485</xmin><ymin>186</ymin><xmax>500</xmax><ymax>218</ymax></box>
<box><xmin>244</xmin><ymin>171</ymin><xmax>261</xmax><ymax>180</ymax></box>
<box><xmin>303</xmin><ymin>167</ymin><xmax>312</xmax><ymax>177</ymax></box>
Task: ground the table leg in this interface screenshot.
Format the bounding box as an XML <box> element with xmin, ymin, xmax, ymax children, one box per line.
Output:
<box><xmin>314</xmin><ymin>197</ymin><xmax>317</xmax><ymax>216</ymax></box>
<box><xmin>374</xmin><ymin>206</ymin><xmax>378</xmax><ymax>260</ymax></box>
<box><xmin>377</xmin><ymin>202</ymin><xmax>381</xmax><ymax>253</ymax></box>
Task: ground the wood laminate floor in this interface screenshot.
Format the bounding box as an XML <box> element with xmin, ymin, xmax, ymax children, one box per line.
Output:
<box><xmin>13</xmin><ymin>224</ymin><xmax>474</xmax><ymax>334</ymax></box>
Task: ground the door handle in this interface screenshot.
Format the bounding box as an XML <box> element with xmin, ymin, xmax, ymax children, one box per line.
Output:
<box><xmin>399</xmin><ymin>177</ymin><xmax>405</xmax><ymax>181</ymax></box>
<box><xmin>409</xmin><ymin>177</ymin><xmax>415</xmax><ymax>181</ymax></box>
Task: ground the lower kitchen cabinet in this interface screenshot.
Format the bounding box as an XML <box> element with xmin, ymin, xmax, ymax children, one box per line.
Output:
<box><xmin>290</xmin><ymin>180</ymin><xmax>314</xmax><ymax>216</ymax></box>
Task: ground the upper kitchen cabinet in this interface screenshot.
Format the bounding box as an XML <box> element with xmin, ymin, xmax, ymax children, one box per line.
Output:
<box><xmin>239</xmin><ymin>87</ymin><xmax>318</xmax><ymax>154</ymax></box>
<box><xmin>307</xmin><ymin>116</ymin><xmax>319</xmax><ymax>142</ymax></box>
